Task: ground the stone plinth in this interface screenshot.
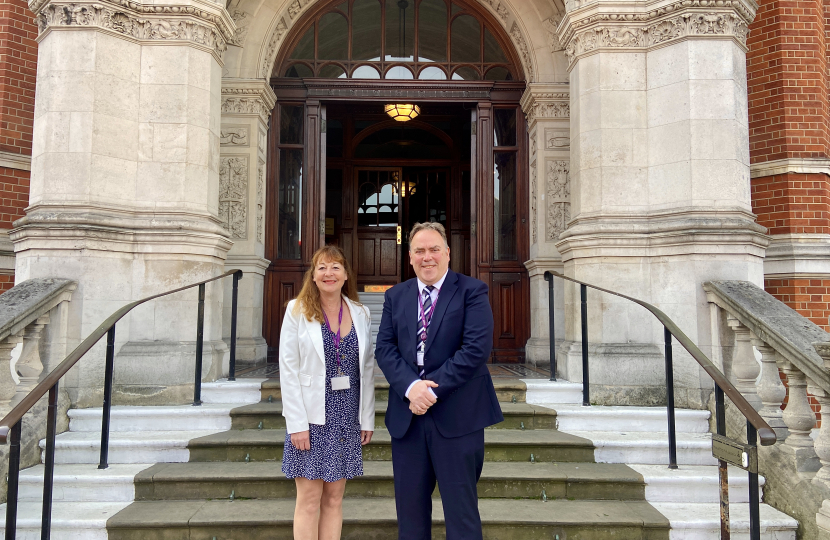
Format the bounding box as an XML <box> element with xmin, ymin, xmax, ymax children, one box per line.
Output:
<box><xmin>557</xmin><ymin>0</ymin><xmax>769</xmax><ymax>406</ymax></box>
<box><xmin>12</xmin><ymin>0</ymin><xmax>236</xmax><ymax>406</ymax></box>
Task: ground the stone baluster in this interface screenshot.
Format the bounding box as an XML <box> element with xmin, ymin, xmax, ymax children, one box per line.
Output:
<box><xmin>779</xmin><ymin>359</ymin><xmax>821</xmax><ymax>472</ymax></box>
<box><xmin>11</xmin><ymin>314</ymin><xmax>49</xmax><ymax>407</ymax></box>
<box><xmin>726</xmin><ymin>316</ymin><xmax>762</xmax><ymax>410</ymax></box>
<box><xmin>809</xmin><ymin>381</ymin><xmax>830</xmax><ymax>488</ymax></box>
<box><xmin>0</xmin><ymin>334</ymin><xmax>22</xmax><ymax>414</ymax></box>
<box><xmin>752</xmin><ymin>338</ymin><xmax>788</xmax><ymax>439</ymax></box>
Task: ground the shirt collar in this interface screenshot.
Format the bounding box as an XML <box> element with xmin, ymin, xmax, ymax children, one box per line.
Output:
<box><xmin>417</xmin><ymin>270</ymin><xmax>448</xmax><ymax>294</ymax></box>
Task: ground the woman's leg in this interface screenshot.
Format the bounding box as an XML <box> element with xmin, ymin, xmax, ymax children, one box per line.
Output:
<box><xmin>318</xmin><ymin>479</ymin><xmax>347</xmax><ymax>540</ymax></box>
<box><xmin>294</xmin><ymin>477</ymin><xmax>325</xmax><ymax>540</ymax></box>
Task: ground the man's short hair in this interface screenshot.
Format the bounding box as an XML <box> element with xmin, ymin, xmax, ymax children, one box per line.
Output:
<box><xmin>409</xmin><ymin>222</ymin><xmax>448</xmax><ymax>248</ymax></box>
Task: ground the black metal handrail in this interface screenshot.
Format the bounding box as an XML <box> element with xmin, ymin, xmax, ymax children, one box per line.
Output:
<box><xmin>544</xmin><ymin>270</ymin><xmax>774</xmax><ymax>540</ymax></box>
<box><xmin>0</xmin><ymin>269</ymin><xmax>243</xmax><ymax>540</ymax></box>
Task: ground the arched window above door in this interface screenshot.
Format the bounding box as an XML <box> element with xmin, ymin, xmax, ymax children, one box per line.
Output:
<box><xmin>278</xmin><ymin>0</ymin><xmax>518</xmax><ymax>81</ymax></box>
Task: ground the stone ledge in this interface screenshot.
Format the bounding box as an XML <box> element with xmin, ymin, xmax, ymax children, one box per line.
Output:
<box><xmin>0</xmin><ymin>151</ymin><xmax>31</xmax><ymax>172</ymax></box>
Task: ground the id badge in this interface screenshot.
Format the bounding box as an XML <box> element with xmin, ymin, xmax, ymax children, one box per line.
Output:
<box><xmin>331</xmin><ymin>376</ymin><xmax>350</xmax><ymax>390</ymax></box>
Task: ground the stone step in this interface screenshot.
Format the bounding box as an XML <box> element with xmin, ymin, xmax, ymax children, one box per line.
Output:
<box><xmin>568</xmin><ymin>430</ymin><xmax>716</xmax><ymax>466</ymax></box>
<box><xmin>259</xmin><ymin>377</ymin><xmax>529</xmax><ymax>403</ymax></box>
<box><xmin>17</xmin><ymin>464</ymin><xmax>151</xmax><ymax>502</ymax></box>
<box><xmin>105</xmin><ymin>498</ymin><xmax>671</xmax><ymax>540</ymax></box>
<box><xmin>187</xmin><ymin>428</ymin><xmax>595</xmax><ymax>463</ymax></box>
<box><xmin>525</xmin><ymin>379</ymin><xmax>584</xmax><ymax>405</ymax></box>
<box><xmin>548</xmin><ymin>404</ymin><xmax>711</xmax><ymax>433</ymax></box>
<box><xmin>199</xmin><ymin>379</ymin><xmax>265</xmax><ymax>404</ymax></box>
<box><xmin>651</xmin><ymin>502</ymin><xmax>796</xmax><ymax>540</ymax></box>
<box><xmin>229</xmin><ymin>401</ymin><xmax>557</xmax><ymax>430</ymax></box>
<box><xmin>68</xmin><ymin>404</ymin><xmax>235</xmax><ymax>432</ymax></box>
<box><xmin>133</xmin><ymin>461</ymin><xmax>644</xmax><ymax>501</ymax></box>
<box><xmin>41</xmin><ymin>431</ymin><xmax>217</xmax><ymax>464</ymax></box>
<box><xmin>629</xmin><ymin>464</ymin><xmax>763</xmax><ymax>504</ymax></box>
<box><xmin>0</xmin><ymin>501</ymin><xmax>130</xmax><ymax>540</ymax></box>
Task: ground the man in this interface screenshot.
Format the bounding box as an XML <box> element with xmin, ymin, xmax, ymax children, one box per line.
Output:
<box><xmin>375</xmin><ymin>222</ymin><xmax>503</xmax><ymax>540</ymax></box>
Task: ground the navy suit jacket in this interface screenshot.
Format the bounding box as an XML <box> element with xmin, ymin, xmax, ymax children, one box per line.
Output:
<box><xmin>375</xmin><ymin>269</ymin><xmax>504</xmax><ymax>439</ymax></box>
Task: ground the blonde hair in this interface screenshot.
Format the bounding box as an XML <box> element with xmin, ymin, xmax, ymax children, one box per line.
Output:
<box><xmin>408</xmin><ymin>222</ymin><xmax>448</xmax><ymax>248</ymax></box>
<box><xmin>293</xmin><ymin>245</ymin><xmax>360</xmax><ymax>323</ymax></box>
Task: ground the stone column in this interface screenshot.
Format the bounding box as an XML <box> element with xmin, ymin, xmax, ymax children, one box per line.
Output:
<box><xmin>520</xmin><ymin>84</ymin><xmax>570</xmax><ymax>372</ymax></box>
<box><xmin>557</xmin><ymin>0</ymin><xmax>769</xmax><ymax>406</ymax></box>
<box><xmin>219</xmin><ymin>79</ymin><xmax>274</xmax><ymax>366</ymax></box>
<box><xmin>12</xmin><ymin>0</ymin><xmax>236</xmax><ymax>406</ymax></box>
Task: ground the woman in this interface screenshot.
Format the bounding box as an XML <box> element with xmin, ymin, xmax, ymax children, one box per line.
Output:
<box><xmin>279</xmin><ymin>245</ymin><xmax>375</xmax><ymax>540</ymax></box>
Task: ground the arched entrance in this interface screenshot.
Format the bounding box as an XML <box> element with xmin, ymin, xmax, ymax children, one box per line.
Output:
<box><xmin>263</xmin><ymin>0</ymin><xmax>529</xmax><ymax>363</ymax></box>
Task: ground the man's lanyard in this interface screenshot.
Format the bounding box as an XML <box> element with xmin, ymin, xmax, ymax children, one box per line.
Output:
<box><xmin>322</xmin><ymin>299</ymin><xmax>344</xmax><ymax>374</ymax></box>
<box><xmin>418</xmin><ymin>286</ymin><xmax>441</xmax><ymax>338</ymax></box>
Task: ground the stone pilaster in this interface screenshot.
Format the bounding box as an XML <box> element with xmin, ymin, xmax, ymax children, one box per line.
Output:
<box><xmin>219</xmin><ymin>78</ymin><xmax>275</xmax><ymax>365</ymax></box>
<box><xmin>557</xmin><ymin>0</ymin><xmax>769</xmax><ymax>406</ymax></box>
<box><xmin>12</xmin><ymin>0</ymin><xmax>236</xmax><ymax>406</ymax></box>
<box><xmin>521</xmin><ymin>84</ymin><xmax>570</xmax><ymax>369</ymax></box>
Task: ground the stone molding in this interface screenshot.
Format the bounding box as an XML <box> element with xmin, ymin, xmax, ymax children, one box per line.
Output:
<box><xmin>221</xmin><ymin>78</ymin><xmax>277</xmax><ymax>124</ymax></box>
<box><xmin>0</xmin><ymin>151</ymin><xmax>31</xmax><ymax>172</ymax></box>
<box><xmin>523</xmin><ymin>257</ymin><xmax>564</xmax><ymax>278</ymax></box>
<box><xmin>763</xmin><ymin>233</ymin><xmax>830</xmax><ymax>276</ymax></box>
<box><xmin>520</xmin><ymin>84</ymin><xmax>570</xmax><ymax>129</ymax></box>
<box><xmin>750</xmin><ymin>158</ymin><xmax>830</xmax><ymax>179</ymax></box>
<box><xmin>258</xmin><ymin>0</ymin><xmax>537</xmax><ymax>81</ymax></box>
<box><xmin>558</xmin><ymin>0</ymin><xmax>755</xmax><ymax>68</ymax></box>
<box><xmin>556</xmin><ymin>207</ymin><xmax>769</xmax><ymax>259</ymax></box>
<box><xmin>31</xmin><ymin>0</ymin><xmax>235</xmax><ymax>59</ymax></box>
<box><xmin>225</xmin><ymin>253</ymin><xmax>270</xmax><ymax>276</ymax></box>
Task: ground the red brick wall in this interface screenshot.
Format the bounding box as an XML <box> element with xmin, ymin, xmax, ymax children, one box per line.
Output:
<box><xmin>0</xmin><ymin>166</ymin><xmax>28</xmax><ymax>229</ymax></box>
<box><xmin>765</xmin><ymin>277</ymin><xmax>830</xmax><ymax>329</ymax></box>
<box><xmin>751</xmin><ymin>173</ymin><xmax>830</xmax><ymax>235</ymax></box>
<box><xmin>747</xmin><ymin>0</ymin><xmax>830</xmax><ymax>162</ymax></box>
<box><xmin>0</xmin><ymin>0</ymin><xmax>38</xmax><ymax>157</ymax></box>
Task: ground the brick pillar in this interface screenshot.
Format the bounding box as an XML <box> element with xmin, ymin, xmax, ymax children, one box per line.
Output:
<box><xmin>748</xmin><ymin>0</ymin><xmax>830</xmax><ymax>328</ymax></box>
<box><xmin>0</xmin><ymin>0</ymin><xmax>38</xmax><ymax>290</ymax></box>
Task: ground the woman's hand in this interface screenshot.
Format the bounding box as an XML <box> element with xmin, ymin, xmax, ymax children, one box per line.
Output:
<box><xmin>361</xmin><ymin>430</ymin><xmax>373</xmax><ymax>445</ymax></box>
<box><xmin>291</xmin><ymin>430</ymin><xmax>311</xmax><ymax>450</ymax></box>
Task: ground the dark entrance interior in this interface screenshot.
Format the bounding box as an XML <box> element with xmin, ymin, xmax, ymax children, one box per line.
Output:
<box><xmin>323</xmin><ymin>102</ymin><xmax>472</xmax><ymax>289</ymax></box>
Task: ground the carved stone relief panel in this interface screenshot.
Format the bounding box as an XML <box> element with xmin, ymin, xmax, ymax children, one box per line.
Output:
<box><xmin>257</xmin><ymin>161</ymin><xmax>265</xmax><ymax>244</ymax></box>
<box><xmin>220</xmin><ymin>125</ymin><xmax>249</xmax><ymax>147</ymax></box>
<box><xmin>546</xmin><ymin>159</ymin><xmax>571</xmax><ymax>242</ymax></box>
<box><xmin>219</xmin><ymin>156</ymin><xmax>248</xmax><ymax>239</ymax></box>
<box><xmin>545</xmin><ymin>129</ymin><xmax>570</xmax><ymax>149</ymax></box>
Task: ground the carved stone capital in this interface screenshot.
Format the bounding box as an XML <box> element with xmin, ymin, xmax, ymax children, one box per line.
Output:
<box><xmin>558</xmin><ymin>0</ymin><xmax>756</xmax><ymax>68</ymax></box>
<box><xmin>520</xmin><ymin>84</ymin><xmax>570</xmax><ymax>129</ymax></box>
<box><xmin>30</xmin><ymin>0</ymin><xmax>235</xmax><ymax>60</ymax></box>
<box><xmin>221</xmin><ymin>78</ymin><xmax>277</xmax><ymax>124</ymax></box>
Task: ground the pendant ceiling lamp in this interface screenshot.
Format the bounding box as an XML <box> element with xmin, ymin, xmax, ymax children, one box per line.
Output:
<box><xmin>384</xmin><ymin>103</ymin><xmax>420</xmax><ymax>122</ymax></box>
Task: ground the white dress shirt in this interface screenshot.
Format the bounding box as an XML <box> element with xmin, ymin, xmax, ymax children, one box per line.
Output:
<box><xmin>405</xmin><ymin>270</ymin><xmax>448</xmax><ymax>399</ymax></box>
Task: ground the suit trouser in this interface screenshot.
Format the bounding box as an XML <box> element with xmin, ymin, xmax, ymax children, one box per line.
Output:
<box><xmin>391</xmin><ymin>412</ymin><xmax>485</xmax><ymax>540</ymax></box>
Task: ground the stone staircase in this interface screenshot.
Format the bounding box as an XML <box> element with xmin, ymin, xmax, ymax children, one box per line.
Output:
<box><xmin>0</xmin><ymin>376</ymin><xmax>800</xmax><ymax>539</ymax></box>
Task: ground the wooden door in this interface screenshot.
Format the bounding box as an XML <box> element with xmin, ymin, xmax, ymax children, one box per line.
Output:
<box><xmin>354</xmin><ymin>167</ymin><xmax>402</xmax><ymax>288</ymax></box>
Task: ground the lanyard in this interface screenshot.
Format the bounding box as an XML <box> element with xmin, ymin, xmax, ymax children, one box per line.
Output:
<box><xmin>418</xmin><ymin>286</ymin><xmax>441</xmax><ymax>336</ymax></box>
<box><xmin>322</xmin><ymin>299</ymin><xmax>344</xmax><ymax>372</ymax></box>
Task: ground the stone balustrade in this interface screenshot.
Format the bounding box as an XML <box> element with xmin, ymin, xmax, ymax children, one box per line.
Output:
<box><xmin>0</xmin><ymin>278</ymin><xmax>76</xmax><ymax>415</ymax></box>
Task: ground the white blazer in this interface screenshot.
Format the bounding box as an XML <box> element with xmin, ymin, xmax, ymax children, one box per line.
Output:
<box><xmin>279</xmin><ymin>296</ymin><xmax>376</xmax><ymax>434</ymax></box>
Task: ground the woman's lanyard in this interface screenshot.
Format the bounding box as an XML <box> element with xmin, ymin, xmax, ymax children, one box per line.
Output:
<box><xmin>322</xmin><ymin>299</ymin><xmax>344</xmax><ymax>375</ymax></box>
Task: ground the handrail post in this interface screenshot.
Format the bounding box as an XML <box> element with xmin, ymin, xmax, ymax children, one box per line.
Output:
<box><xmin>716</xmin><ymin>384</ymin><xmax>730</xmax><ymax>540</ymax></box>
<box><xmin>98</xmin><ymin>325</ymin><xmax>116</xmax><ymax>469</ymax></box>
<box><xmin>544</xmin><ymin>272</ymin><xmax>556</xmax><ymax>381</ymax></box>
<box><xmin>194</xmin><ymin>283</ymin><xmax>205</xmax><ymax>406</ymax></box>
<box><xmin>747</xmin><ymin>420</ymin><xmax>760</xmax><ymax>540</ymax></box>
<box><xmin>228</xmin><ymin>271</ymin><xmax>241</xmax><ymax>382</ymax></box>
<box><xmin>41</xmin><ymin>382</ymin><xmax>59</xmax><ymax>540</ymax></box>
<box><xmin>580</xmin><ymin>284</ymin><xmax>589</xmax><ymax>406</ymax></box>
<box><xmin>664</xmin><ymin>326</ymin><xmax>678</xmax><ymax>469</ymax></box>
<box><xmin>5</xmin><ymin>420</ymin><xmax>21</xmax><ymax>540</ymax></box>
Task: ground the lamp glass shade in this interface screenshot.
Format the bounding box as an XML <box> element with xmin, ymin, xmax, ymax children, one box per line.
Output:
<box><xmin>384</xmin><ymin>103</ymin><xmax>421</xmax><ymax>121</ymax></box>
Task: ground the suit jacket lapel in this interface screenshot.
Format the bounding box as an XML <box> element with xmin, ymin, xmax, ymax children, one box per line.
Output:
<box><xmin>425</xmin><ymin>270</ymin><xmax>458</xmax><ymax>354</ymax></box>
<box><xmin>406</xmin><ymin>279</ymin><xmax>420</xmax><ymax>366</ymax></box>
<box><xmin>307</xmin><ymin>317</ymin><xmax>326</xmax><ymax>366</ymax></box>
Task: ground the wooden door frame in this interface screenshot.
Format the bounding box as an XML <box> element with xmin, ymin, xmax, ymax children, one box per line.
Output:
<box><xmin>263</xmin><ymin>78</ymin><xmax>528</xmax><ymax>360</ymax></box>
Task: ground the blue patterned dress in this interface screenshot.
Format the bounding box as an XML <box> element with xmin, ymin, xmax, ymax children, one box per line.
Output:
<box><xmin>282</xmin><ymin>323</ymin><xmax>363</xmax><ymax>481</ymax></box>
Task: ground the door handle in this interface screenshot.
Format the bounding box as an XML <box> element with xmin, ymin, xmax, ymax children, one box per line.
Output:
<box><xmin>396</xmin><ymin>226</ymin><xmax>402</xmax><ymax>245</ymax></box>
